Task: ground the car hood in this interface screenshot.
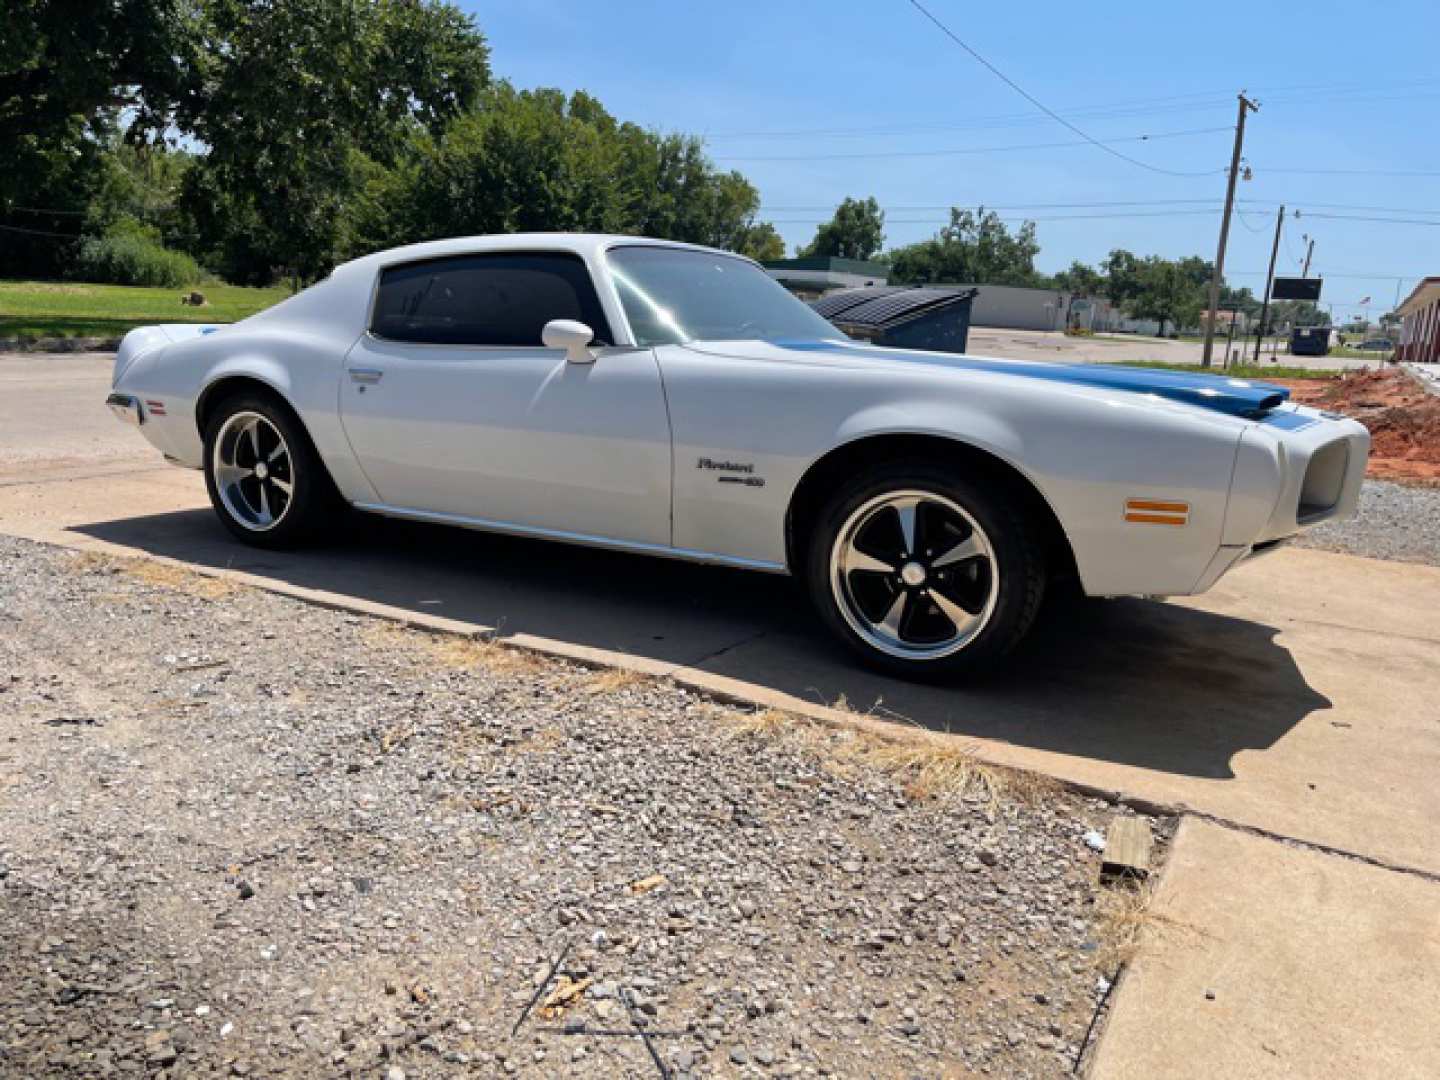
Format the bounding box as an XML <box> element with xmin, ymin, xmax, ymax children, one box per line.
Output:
<box><xmin>710</xmin><ymin>339</ymin><xmax>1292</xmax><ymax>420</ymax></box>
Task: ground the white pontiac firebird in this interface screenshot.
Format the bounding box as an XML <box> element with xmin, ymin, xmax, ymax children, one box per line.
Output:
<box><xmin>107</xmin><ymin>234</ymin><xmax>1369</xmax><ymax>678</ymax></box>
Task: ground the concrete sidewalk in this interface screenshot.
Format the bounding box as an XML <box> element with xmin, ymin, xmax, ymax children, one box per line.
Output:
<box><xmin>1093</xmin><ymin>817</ymin><xmax>1440</xmax><ymax>1079</ymax></box>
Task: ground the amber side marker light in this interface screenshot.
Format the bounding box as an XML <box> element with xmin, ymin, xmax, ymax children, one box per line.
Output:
<box><xmin>1124</xmin><ymin>499</ymin><xmax>1189</xmax><ymax>526</ymax></box>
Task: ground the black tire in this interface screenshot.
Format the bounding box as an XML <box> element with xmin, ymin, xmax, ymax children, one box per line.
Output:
<box><xmin>202</xmin><ymin>392</ymin><xmax>340</xmax><ymax>548</ymax></box>
<box><xmin>805</xmin><ymin>461</ymin><xmax>1046</xmax><ymax>680</ymax></box>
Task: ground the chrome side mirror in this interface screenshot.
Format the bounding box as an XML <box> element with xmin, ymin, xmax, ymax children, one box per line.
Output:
<box><xmin>542</xmin><ymin>319</ymin><xmax>596</xmax><ymax>364</ymax></box>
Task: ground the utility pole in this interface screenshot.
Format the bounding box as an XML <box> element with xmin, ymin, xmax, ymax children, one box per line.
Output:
<box><xmin>1253</xmin><ymin>203</ymin><xmax>1286</xmax><ymax>364</ymax></box>
<box><xmin>1201</xmin><ymin>92</ymin><xmax>1259</xmax><ymax>368</ymax></box>
<box><xmin>1302</xmin><ymin>236</ymin><xmax>1314</xmax><ymax>278</ymax></box>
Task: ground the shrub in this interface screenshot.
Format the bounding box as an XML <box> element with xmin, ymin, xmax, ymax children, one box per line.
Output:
<box><xmin>74</xmin><ymin>232</ymin><xmax>200</xmax><ymax>289</ymax></box>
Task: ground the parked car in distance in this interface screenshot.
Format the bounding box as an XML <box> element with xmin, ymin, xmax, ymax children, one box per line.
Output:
<box><xmin>106</xmin><ymin>234</ymin><xmax>1370</xmax><ymax>679</ymax></box>
<box><xmin>1357</xmin><ymin>338</ymin><xmax>1394</xmax><ymax>352</ymax></box>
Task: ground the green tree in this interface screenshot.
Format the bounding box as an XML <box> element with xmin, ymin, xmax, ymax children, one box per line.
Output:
<box><xmin>1218</xmin><ymin>284</ymin><xmax>1261</xmax><ymax>320</ymax></box>
<box><xmin>350</xmin><ymin>85</ymin><xmax>773</xmax><ymax>263</ymax></box>
<box><xmin>798</xmin><ymin>196</ymin><xmax>885</xmax><ymax>260</ymax></box>
<box><xmin>1101</xmin><ymin>249</ymin><xmax>1144</xmax><ymax>309</ymax></box>
<box><xmin>888</xmin><ymin>207</ymin><xmax>1040</xmax><ymax>286</ymax></box>
<box><xmin>178</xmin><ymin>0</ymin><xmax>492</xmax><ymax>283</ymax></box>
<box><xmin>0</xmin><ymin>0</ymin><xmax>198</xmax><ymax>276</ymax></box>
<box><xmin>734</xmin><ymin>221</ymin><xmax>786</xmax><ymax>262</ymax></box>
<box><xmin>1051</xmin><ymin>260</ymin><xmax>1104</xmax><ymax>296</ymax></box>
<box><xmin>1126</xmin><ymin>257</ymin><xmax>1206</xmax><ymax>337</ymax></box>
<box><xmin>1270</xmin><ymin>300</ymin><xmax>1330</xmax><ymax>329</ymax></box>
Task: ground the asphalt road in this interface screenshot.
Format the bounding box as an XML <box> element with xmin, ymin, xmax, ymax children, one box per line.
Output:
<box><xmin>3</xmin><ymin>351</ymin><xmax>1438</xmax><ymax>877</ymax></box>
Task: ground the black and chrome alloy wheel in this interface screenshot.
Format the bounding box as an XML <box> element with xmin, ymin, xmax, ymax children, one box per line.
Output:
<box><xmin>807</xmin><ymin>463</ymin><xmax>1046</xmax><ymax>679</ymax></box>
<box><xmin>203</xmin><ymin>393</ymin><xmax>338</xmax><ymax>549</ymax></box>
<box><xmin>212</xmin><ymin>410</ymin><xmax>295</xmax><ymax>532</ymax></box>
<box><xmin>829</xmin><ymin>489</ymin><xmax>999</xmax><ymax>660</ymax></box>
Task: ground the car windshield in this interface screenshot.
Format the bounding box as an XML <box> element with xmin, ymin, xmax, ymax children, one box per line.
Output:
<box><xmin>607</xmin><ymin>245</ymin><xmax>846</xmax><ymax>346</ymax></box>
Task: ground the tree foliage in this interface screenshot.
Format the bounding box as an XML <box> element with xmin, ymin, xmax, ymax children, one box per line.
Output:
<box><xmin>887</xmin><ymin>208</ymin><xmax>1040</xmax><ymax>286</ymax></box>
<box><xmin>798</xmin><ymin>197</ymin><xmax>885</xmax><ymax>261</ymax></box>
<box><xmin>178</xmin><ymin>0</ymin><xmax>492</xmax><ymax>283</ymax></box>
<box><xmin>0</xmin><ymin>0</ymin><xmax>199</xmax><ymax>276</ymax></box>
<box><xmin>345</xmin><ymin>85</ymin><xmax>771</xmax><ymax>269</ymax></box>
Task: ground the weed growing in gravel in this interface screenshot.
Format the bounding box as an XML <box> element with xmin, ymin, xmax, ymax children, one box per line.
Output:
<box><xmin>1090</xmin><ymin>878</ymin><xmax>1200</xmax><ymax>973</ymax></box>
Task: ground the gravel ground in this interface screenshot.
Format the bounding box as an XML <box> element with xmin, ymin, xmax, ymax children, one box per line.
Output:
<box><xmin>0</xmin><ymin>535</ymin><xmax>1155</xmax><ymax>1079</ymax></box>
<box><xmin>1294</xmin><ymin>479</ymin><xmax>1440</xmax><ymax>567</ymax></box>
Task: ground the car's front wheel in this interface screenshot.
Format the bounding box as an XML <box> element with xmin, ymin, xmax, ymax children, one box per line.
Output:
<box><xmin>806</xmin><ymin>463</ymin><xmax>1046</xmax><ymax>679</ymax></box>
<box><xmin>203</xmin><ymin>393</ymin><xmax>336</xmax><ymax>548</ymax></box>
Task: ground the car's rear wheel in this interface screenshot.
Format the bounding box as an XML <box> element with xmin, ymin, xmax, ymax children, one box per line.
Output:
<box><xmin>806</xmin><ymin>462</ymin><xmax>1046</xmax><ymax>679</ymax></box>
<box><xmin>203</xmin><ymin>393</ymin><xmax>336</xmax><ymax>548</ymax></box>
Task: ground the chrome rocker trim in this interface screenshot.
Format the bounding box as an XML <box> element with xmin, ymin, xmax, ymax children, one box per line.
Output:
<box><xmin>352</xmin><ymin>501</ymin><xmax>788</xmax><ymax>574</ymax></box>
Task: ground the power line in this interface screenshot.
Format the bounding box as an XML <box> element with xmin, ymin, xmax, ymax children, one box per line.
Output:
<box><xmin>766</xmin><ymin>209</ymin><xmax>1224</xmax><ymax>224</ymax></box>
<box><xmin>708</xmin><ymin>93</ymin><xmax>1239</xmax><ymax>140</ymax></box>
<box><xmin>762</xmin><ymin>198</ymin><xmax>1230</xmax><ymax>211</ymax></box>
<box><xmin>4</xmin><ymin>205</ymin><xmax>88</xmax><ymax>217</ymax></box>
<box><xmin>1303</xmin><ymin>212</ymin><xmax>1440</xmax><ymax>226</ymax></box>
<box><xmin>0</xmin><ymin>222</ymin><xmax>81</xmax><ymax>239</ymax></box>
<box><xmin>1259</xmin><ymin>167</ymin><xmax>1440</xmax><ymax>177</ymax></box>
<box><xmin>1229</xmin><ymin>269</ymin><xmax>1416</xmax><ymax>280</ymax></box>
<box><xmin>1234</xmin><ymin>208</ymin><xmax>1271</xmax><ymax>234</ymax></box>
<box><xmin>716</xmin><ymin>125</ymin><xmax>1229</xmax><ymax>163</ymax></box>
<box><xmin>704</xmin><ymin>76</ymin><xmax>1440</xmax><ymax>142</ymax></box>
<box><xmin>903</xmin><ymin>0</ymin><xmax>1224</xmax><ymax>177</ymax></box>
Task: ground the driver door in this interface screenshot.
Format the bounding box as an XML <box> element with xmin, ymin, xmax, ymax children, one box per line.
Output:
<box><xmin>338</xmin><ymin>251</ymin><xmax>672</xmax><ymax>547</ymax></box>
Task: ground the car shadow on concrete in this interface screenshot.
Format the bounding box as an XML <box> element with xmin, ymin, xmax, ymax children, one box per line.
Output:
<box><xmin>74</xmin><ymin>508</ymin><xmax>1331</xmax><ymax>781</ymax></box>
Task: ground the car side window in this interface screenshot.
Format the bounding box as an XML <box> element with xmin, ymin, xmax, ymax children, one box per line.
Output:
<box><xmin>370</xmin><ymin>252</ymin><xmax>612</xmax><ymax>347</ymax></box>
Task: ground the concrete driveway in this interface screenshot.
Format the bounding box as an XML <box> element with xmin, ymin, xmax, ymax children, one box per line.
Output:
<box><xmin>3</xmin><ymin>351</ymin><xmax>1438</xmax><ymax>878</ymax></box>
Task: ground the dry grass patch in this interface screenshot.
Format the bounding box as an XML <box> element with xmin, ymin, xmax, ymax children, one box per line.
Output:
<box><xmin>724</xmin><ymin>706</ymin><xmax>795</xmax><ymax>741</ymax></box>
<box><xmin>69</xmin><ymin>550</ymin><xmax>240</xmax><ymax>601</ymax></box>
<box><xmin>1090</xmin><ymin>877</ymin><xmax>1199</xmax><ymax>974</ymax></box>
<box><xmin>579</xmin><ymin>667</ymin><xmax>653</xmax><ymax>695</ymax></box>
<box><xmin>362</xmin><ymin>622</ymin><xmax>543</xmax><ymax>677</ymax></box>
<box><xmin>121</xmin><ymin>559</ymin><xmax>240</xmax><ymax>600</ymax></box>
<box><xmin>718</xmin><ymin>703</ymin><xmax>1049</xmax><ymax>811</ymax></box>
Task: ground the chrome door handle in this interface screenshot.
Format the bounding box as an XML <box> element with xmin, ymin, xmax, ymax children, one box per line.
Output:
<box><xmin>349</xmin><ymin>368</ymin><xmax>384</xmax><ymax>384</ymax></box>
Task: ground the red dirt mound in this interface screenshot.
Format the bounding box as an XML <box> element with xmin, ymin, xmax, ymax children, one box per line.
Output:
<box><xmin>1277</xmin><ymin>368</ymin><xmax>1440</xmax><ymax>485</ymax></box>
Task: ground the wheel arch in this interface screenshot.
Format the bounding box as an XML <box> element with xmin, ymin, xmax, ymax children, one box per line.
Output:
<box><xmin>784</xmin><ymin>432</ymin><xmax>1078</xmax><ymax>582</ymax></box>
<box><xmin>196</xmin><ymin>372</ymin><xmax>310</xmax><ymax>446</ymax></box>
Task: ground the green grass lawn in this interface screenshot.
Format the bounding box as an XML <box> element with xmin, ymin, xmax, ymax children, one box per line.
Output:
<box><xmin>0</xmin><ymin>280</ymin><xmax>292</xmax><ymax>340</ymax></box>
<box><xmin>1116</xmin><ymin>360</ymin><xmax>1341</xmax><ymax>380</ymax></box>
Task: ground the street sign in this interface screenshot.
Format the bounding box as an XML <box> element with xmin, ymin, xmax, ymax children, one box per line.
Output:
<box><xmin>1272</xmin><ymin>277</ymin><xmax>1323</xmax><ymax>301</ymax></box>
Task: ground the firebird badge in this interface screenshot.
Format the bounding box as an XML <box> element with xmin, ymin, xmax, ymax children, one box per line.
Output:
<box><xmin>697</xmin><ymin>457</ymin><xmax>765</xmax><ymax>487</ymax></box>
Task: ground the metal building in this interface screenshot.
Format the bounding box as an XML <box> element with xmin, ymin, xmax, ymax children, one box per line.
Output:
<box><xmin>1396</xmin><ymin>276</ymin><xmax>1440</xmax><ymax>363</ymax></box>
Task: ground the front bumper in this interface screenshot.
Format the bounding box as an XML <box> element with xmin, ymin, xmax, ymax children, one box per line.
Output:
<box><xmin>106</xmin><ymin>392</ymin><xmax>143</xmax><ymax>426</ymax></box>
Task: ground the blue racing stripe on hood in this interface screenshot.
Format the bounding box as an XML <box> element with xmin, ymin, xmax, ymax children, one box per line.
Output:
<box><xmin>772</xmin><ymin>340</ymin><xmax>1290</xmax><ymax>419</ymax></box>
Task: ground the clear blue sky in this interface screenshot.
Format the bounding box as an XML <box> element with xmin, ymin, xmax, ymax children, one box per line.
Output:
<box><xmin>470</xmin><ymin>0</ymin><xmax>1440</xmax><ymax>316</ymax></box>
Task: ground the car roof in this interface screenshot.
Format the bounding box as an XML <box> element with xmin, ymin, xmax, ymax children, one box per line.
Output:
<box><xmin>333</xmin><ymin>233</ymin><xmax>747</xmax><ymax>279</ymax></box>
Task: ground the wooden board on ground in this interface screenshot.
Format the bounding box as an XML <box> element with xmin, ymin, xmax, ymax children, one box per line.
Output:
<box><xmin>1102</xmin><ymin>817</ymin><xmax>1153</xmax><ymax>881</ymax></box>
